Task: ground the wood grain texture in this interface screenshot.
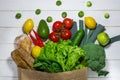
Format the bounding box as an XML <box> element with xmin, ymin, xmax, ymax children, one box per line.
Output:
<box><xmin>0</xmin><ymin>0</ymin><xmax>120</xmax><ymax>10</ymax></box>
<box><xmin>0</xmin><ymin>0</ymin><xmax>120</xmax><ymax>80</ymax></box>
<box><xmin>0</xmin><ymin>11</ymin><xmax>120</xmax><ymax>27</ymax></box>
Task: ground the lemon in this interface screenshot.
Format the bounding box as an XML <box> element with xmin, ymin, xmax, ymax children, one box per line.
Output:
<box><xmin>32</xmin><ymin>46</ymin><xmax>42</xmax><ymax>58</ymax></box>
<box><xmin>23</xmin><ymin>19</ymin><xmax>34</xmax><ymax>34</ymax></box>
<box><xmin>84</xmin><ymin>16</ymin><xmax>97</xmax><ymax>29</ymax></box>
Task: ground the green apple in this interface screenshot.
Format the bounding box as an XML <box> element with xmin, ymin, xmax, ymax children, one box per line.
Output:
<box><xmin>97</xmin><ymin>32</ymin><xmax>110</xmax><ymax>46</ymax></box>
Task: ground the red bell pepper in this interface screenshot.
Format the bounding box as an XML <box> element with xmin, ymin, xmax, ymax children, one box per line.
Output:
<box><xmin>29</xmin><ymin>29</ymin><xmax>44</xmax><ymax>47</ymax></box>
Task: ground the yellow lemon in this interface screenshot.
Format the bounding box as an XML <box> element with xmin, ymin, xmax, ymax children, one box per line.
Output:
<box><xmin>32</xmin><ymin>46</ymin><xmax>42</xmax><ymax>58</ymax></box>
<box><xmin>84</xmin><ymin>16</ymin><xmax>97</xmax><ymax>29</ymax></box>
<box><xmin>23</xmin><ymin>19</ymin><xmax>34</xmax><ymax>34</ymax></box>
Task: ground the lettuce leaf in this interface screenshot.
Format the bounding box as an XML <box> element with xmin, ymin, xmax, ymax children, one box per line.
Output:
<box><xmin>34</xmin><ymin>40</ymin><xmax>86</xmax><ymax>72</ymax></box>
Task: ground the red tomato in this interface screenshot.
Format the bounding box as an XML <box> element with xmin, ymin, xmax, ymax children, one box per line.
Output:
<box><xmin>61</xmin><ymin>29</ymin><xmax>71</xmax><ymax>40</ymax></box>
<box><xmin>52</xmin><ymin>21</ymin><xmax>63</xmax><ymax>32</ymax></box>
<box><xmin>49</xmin><ymin>32</ymin><xmax>60</xmax><ymax>42</ymax></box>
<box><xmin>63</xmin><ymin>18</ymin><xmax>73</xmax><ymax>29</ymax></box>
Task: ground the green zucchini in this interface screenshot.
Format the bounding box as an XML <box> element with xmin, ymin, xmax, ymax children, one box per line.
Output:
<box><xmin>71</xmin><ymin>29</ymin><xmax>85</xmax><ymax>46</ymax></box>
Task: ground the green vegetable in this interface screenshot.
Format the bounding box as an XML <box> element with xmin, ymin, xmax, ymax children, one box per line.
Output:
<box><xmin>71</xmin><ymin>29</ymin><xmax>85</xmax><ymax>46</ymax></box>
<box><xmin>70</xmin><ymin>21</ymin><xmax>77</xmax><ymax>39</ymax></box>
<box><xmin>104</xmin><ymin>13</ymin><xmax>110</xmax><ymax>19</ymax></box>
<box><xmin>34</xmin><ymin>58</ymin><xmax>62</xmax><ymax>72</ymax></box>
<box><xmin>78</xmin><ymin>11</ymin><xmax>84</xmax><ymax>18</ymax></box>
<box><xmin>46</xmin><ymin>16</ymin><xmax>53</xmax><ymax>22</ymax></box>
<box><xmin>37</xmin><ymin>19</ymin><xmax>50</xmax><ymax>39</ymax></box>
<box><xmin>81</xmin><ymin>26</ymin><xmax>88</xmax><ymax>46</ymax></box>
<box><xmin>79</xmin><ymin>20</ymin><xmax>84</xmax><ymax>29</ymax></box>
<box><xmin>108</xmin><ymin>35</ymin><xmax>120</xmax><ymax>45</ymax></box>
<box><xmin>97</xmin><ymin>32</ymin><xmax>110</xmax><ymax>46</ymax></box>
<box><xmin>87</xmin><ymin>24</ymin><xmax>105</xmax><ymax>44</ymax></box>
<box><xmin>15</xmin><ymin>13</ymin><xmax>22</xmax><ymax>19</ymax></box>
<box><xmin>34</xmin><ymin>40</ymin><xmax>86</xmax><ymax>72</ymax></box>
<box><xmin>82</xmin><ymin>43</ymin><xmax>109</xmax><ymax>76</ymax></box>
<box><xmin>35</xmin><ymin>9</ymin><xmax>41</xmax><ymax>15</ymax></box>
<box><xmin>61</xmin><ymin>12</ymin><xmax>67</xmax><ymax>18</ymax></box>
<box><xmin>86</xmin><ymin>1</ymin><xmax>92</xmax><ymax>7</ymax></box>
<box><xmin>56</xmin><ymin>0</ymin><xmax>62</xmax><ymax>6</ymax></box>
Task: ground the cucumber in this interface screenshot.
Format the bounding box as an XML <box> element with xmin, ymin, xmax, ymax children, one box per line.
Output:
<box><xmin>71</xmin><ymin>29</ymin><xmax>85</xmax><ymax>46</ymax></box>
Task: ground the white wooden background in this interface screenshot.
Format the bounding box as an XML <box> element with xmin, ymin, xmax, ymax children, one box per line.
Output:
<box><xmin>0</xmin><ymin>0</ymin><xmax>120</xmax><ymax>80</ymax></box>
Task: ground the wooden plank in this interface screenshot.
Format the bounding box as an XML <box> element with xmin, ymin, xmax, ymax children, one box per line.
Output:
<box><xmin>0</xmin><ymin>77</ymin><xmax>18</xmax><ymax>80</ymax></box>
<box><xmin>0</xmin><ymin>26</ymin><xmax>120</xmax><ymax>43</ymax></box>
<box><xmin>87</xmin><ymin>60</ymin><xmax>120</xmax><ymax>78</ymax></box>
<box><xmin>0</xmin><ymin>28</ymin><xmax>22</xmax><ymax>43</ymax></box>
<box><xmin>0</xmin><ymin>60</ymin><xmax>120</xmax><ymax>78</ymax></box>
<box><xmin>0</xmin><ymin>0</ymin><xmax>120</xmax><ymax>10</ymax></box>
<box><xmin>0</xmin><ymin>41</ymin><xmax>120</xmax><ymax>60</ymax></box>
<box><xmin>0</xmin><ymin>11</ymin><xmax>120</xmax><ymax>27</ymax></box>
<box><xmin>0</xmin><ymin>60</ymin><xmax>18</xmax><ymax>77</ymax></box>
<box><xmin>0</xmin><ymin>43</ymin><xmax>14</xmax><ymax>60</ymax></box>
<box><xmin>0</xmin><ymin>27</ymin><xmax>120</xmax><ymax>60</ymax></box>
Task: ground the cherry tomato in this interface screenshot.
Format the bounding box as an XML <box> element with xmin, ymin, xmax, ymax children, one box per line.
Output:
<box><xmin>52</xmin><ymin>21</ymin><xmax>63</xmax><ymax>32</ymax></box>
<box><xmin>49</xmin><ymin>32</ymin><xmax>60</xmax><ymax>42</ymax></box>
<box><xmin>63</xmin><ymin>18</ymin><xmax>73</xmax><ymax>29</ymax></box>
<box><xmin>61</xmin><ymin>29</ymin><xmax>71</xmax><ymax>40</ymax></box>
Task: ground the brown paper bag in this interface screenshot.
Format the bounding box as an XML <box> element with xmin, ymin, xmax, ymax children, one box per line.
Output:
<box><xmin>18</xmin><ymin>67</ymin><xmax>88</xmax><ymax>80</ymax></box>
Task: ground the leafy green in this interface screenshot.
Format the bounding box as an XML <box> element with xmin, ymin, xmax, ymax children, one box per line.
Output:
<box><xmin>82</xmin><ymin>43</ymin><xmax>109</xmax><ymax>76</ymax></box>
<box><xmin>34</xmin><ymin>39</ymin><xmax>86</xmax><ymax>72</ymax></box>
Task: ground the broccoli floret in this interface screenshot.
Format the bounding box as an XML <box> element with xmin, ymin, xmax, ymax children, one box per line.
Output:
<box><xmin>82</xmin><ymin>43</ymin><xmax>109</xmax><ymax>76</ymax></box>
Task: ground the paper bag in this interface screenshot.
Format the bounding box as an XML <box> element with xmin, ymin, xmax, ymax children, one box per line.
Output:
<box><xmin>18</xmin><ymin>67</ymin><xmax>88</xmax><ymax>80</ymax></box>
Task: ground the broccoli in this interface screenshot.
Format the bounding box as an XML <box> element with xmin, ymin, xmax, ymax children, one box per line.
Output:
<box><xmin>82</xmin><ymin>43</ymin><xmax>109</xmax><ymax>76</ymax></box>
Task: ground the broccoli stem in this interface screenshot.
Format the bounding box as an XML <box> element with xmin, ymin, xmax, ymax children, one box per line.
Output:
<box><xmin>98</xmin><ymin>70</ymin><xmax>109</xmax><ymax>76</ymax></box>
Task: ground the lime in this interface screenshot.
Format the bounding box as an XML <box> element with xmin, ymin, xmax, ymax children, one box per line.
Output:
<box><xmin>97</xmin><ymin>32</ymin><xmax>110</xmax><ymax>46</ymax></box>
<box><xmin>23</xmin><ymin>19</ymin><xmax>34</xmax><ymax>34</ymax></box>
<box><xmin>32</xmin><ymin>46</ymin><xmax>42</xmax><ymax>58</ymax></box>
<box><xmin>84</xmin><ymin>16</ymin><xmax>97</xmax><ymax>29</ymax></box>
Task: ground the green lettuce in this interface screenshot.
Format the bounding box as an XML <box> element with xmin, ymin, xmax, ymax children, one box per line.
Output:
<box><xmin>34</xmin><ymin>39</ymin><xmax>86</xmax><ymax>72</ymax></box>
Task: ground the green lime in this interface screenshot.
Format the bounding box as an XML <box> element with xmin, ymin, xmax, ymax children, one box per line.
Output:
<box><xmin>78</xmin><ymin>11</ymin><xmax>84</xmax><ymax>18</ymax></box>
<box><xmin>97</xmin><ymin>32</ymin><xmax>110</xmax><ymax>46</ymax></box>
<box><xmin>61</xmin><ymin>12</ymin><xmax>67</xmax><ymax>18</ymax></box>
<box><xmin>15</xmin><ymin>13</ymin><xmax>22</xmax><ymax>19</ymax></box>
<box><xmin>46</xmin><ymin>16</ymin><xmax>53</xmax><ymax>22</ymax></box>
<box><xmin>86</xmin><ymin>1</ymin><xmax>92</xmax><ymax>7</ymax></box>
<box><xmin>56</xmin><ymin>0</ymin><xmax>62</xmax><ymax>6</ymax></box>
<box><xmin>35</xmin><ymin>9</ymin><xmax>41</xmax><ymax>15</ymax></box>
<box><xmin>104</xmin><ymin>13</ymin><xmax>110</xmax><ymax>19</ymax></box>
